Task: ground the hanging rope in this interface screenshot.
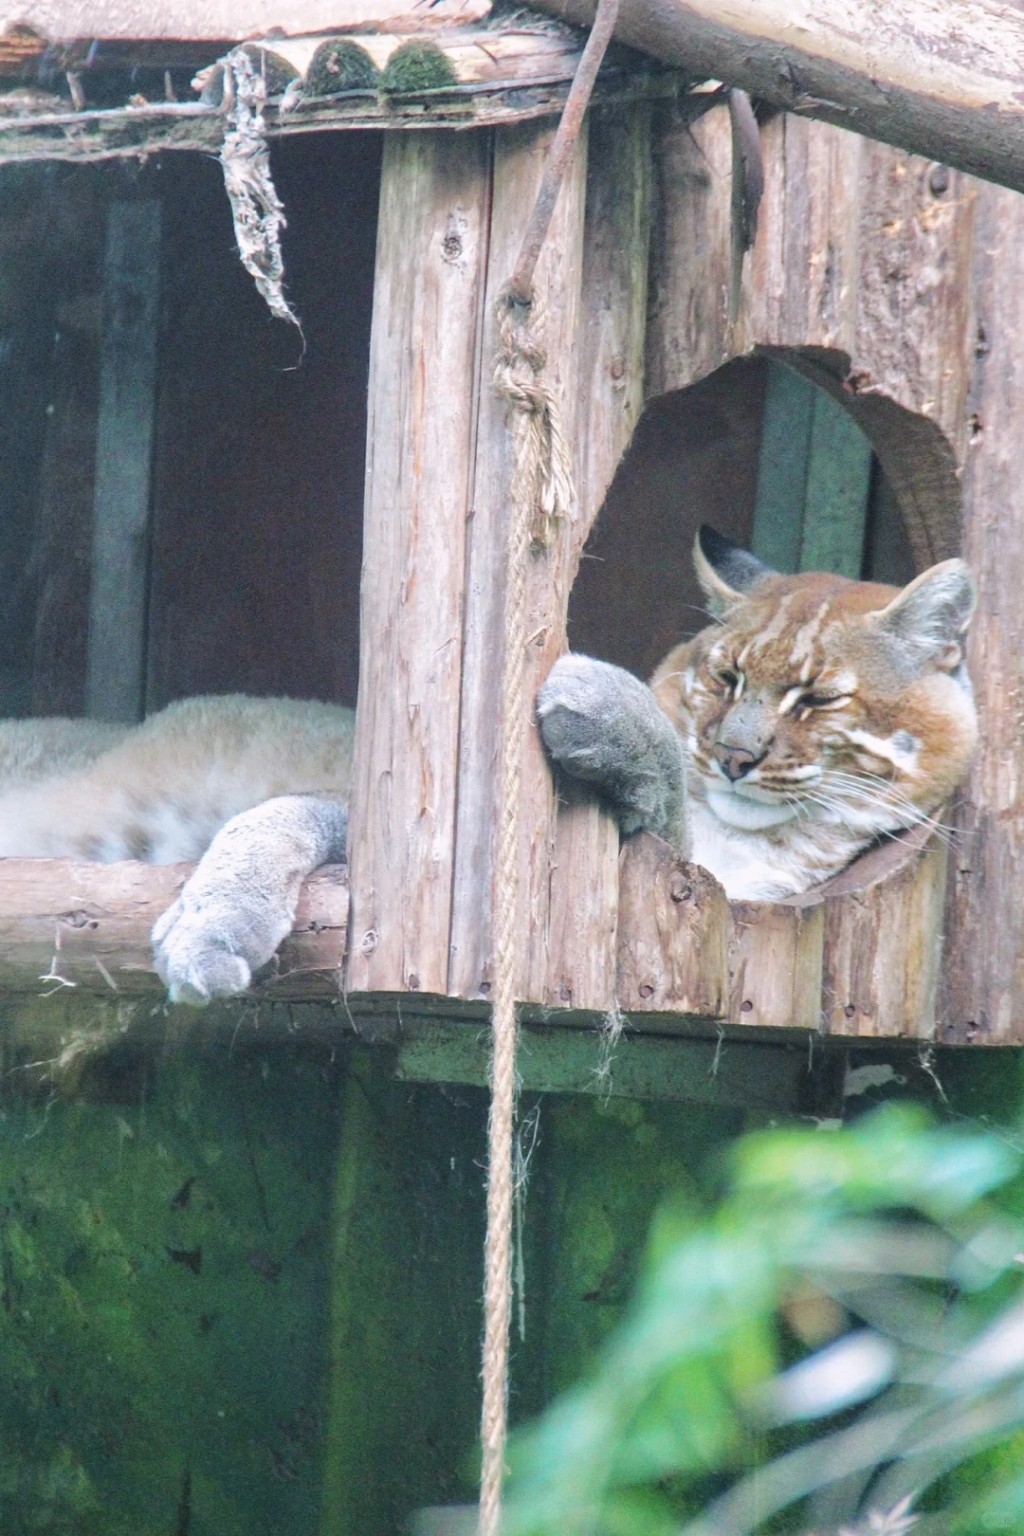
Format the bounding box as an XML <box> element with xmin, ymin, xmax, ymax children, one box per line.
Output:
<box><xmin>477</xmin><ymin>5</ymin><xmax>621</xmax><ymax>1534</ymax></box>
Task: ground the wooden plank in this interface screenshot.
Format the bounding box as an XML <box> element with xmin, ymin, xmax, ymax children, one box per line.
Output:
<box><xmin>446</xmin><ymin>118</ymin><xmax>587</xmax><ymax>1001</ymax></box>
<box><xmin>541</xmin><ymin>101</ymin><xmax>653</xmax><ymax>1011</ymax></box>
<box><xmin>528</xmin><ymin>0</ymin><xmax>1024</xmax><ymax>197</ymax></box>
<box><xmin>0</xmin><ymin>857</ymin><xmax>348</xmax><ymax>998</ymax></box>
<box><xmin>942</xmin><ymin>180</ymin><xmax>1024</xmax><ymax>1045</ymax></box>
<box><xmin>615</xmin><ymin>834</ymin><xmax>731</xmax><ymax>1020</ymax></box>
<box><xmin>823</xmin><ymin>833</ymin><xmax>948</xmax><ymax>1038</ymax></box>
<box><xmin>800</xmin><ymin>386</ymin><xmax>873</xmax><ymax>577</ymax></box>
<box><xmin>85</xmin><ymin>198</ymin><xmax>161</xmax><ymax>724</ymax></box>
<box><xmin>750</xmin><ymin>363</ymin><xmax>815</xmax><ymax>572</ymax></box>
<box><xmin>644</xmin><ymin>101</ymin><xmax>734</xmax><ymax>401</ymax></box>
<box><xmin>728</xmin><ymin>900</ymin><xmax>824</xmax><ymax>1031</ymax></box>
<box><xmin>346</xmin><ymin>130</ymin><xmax>490</xmax><ymax>998</ymax></box>
<box><xmin>647</xmin><ymin>106</ymin><xmax>971</xmax><ymax>568</ymax></box>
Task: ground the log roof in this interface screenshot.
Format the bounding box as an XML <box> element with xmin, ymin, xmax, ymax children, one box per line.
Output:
<box><xmin>0</xmin><ymin>0</ymin><xmax>677</xmax><ymax>159</ymax></box>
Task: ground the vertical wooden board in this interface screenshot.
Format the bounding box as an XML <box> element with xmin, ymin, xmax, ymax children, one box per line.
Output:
<box><xmin>800</xmin><ymin>388</ymin><xmax>873</xmax><ymax>576</ymax></box>
<box><xmin>615</xmin><ymin>835</ymin><xmax>731</xmax><ymax>1020</ymax></box>
<box><xmin>86</xmin><ymin>199</ymin><xmax>161</xmax><ymax>724</ymax></box>
<box><xmin>853</xmin><ymin>142</ymin><xmax>976</xmax><ymax>462</ymax></box>
<box><xmin>736</xmin><ymin>111</ymin><xmax>861</xmax><ymax>358</ymax></box>
<box><xmin>320</xmin><ymin>1052</ymin><xmax>487</xmax><ymax>1535</ymax></box>
<box><xmin>823</xmin><ymin>837</ymin><xmax>948</xmax><ymax>1038</ymax></box>
<box><xmin>447</xmin><ymin>120</ymin><xmax>587</xmax><ymax>1001</ymax></box>
<box><xmin>943</xmin><ymin>182</ymin><xmax>1024</xmax><ymax>1045</ymax></box>
<box><xmin>541</xmin><ymin>102</ymin><xmax>654</xmax><ymax>1011</ymax></box>
<box><xmin>728</xmin><ymin>900</ymin><xmax>824</xmax><ymax>1031</ymax></box>
<box><xmin>750</xmin><ymin>363</ymin><xmax>815</xmax><ymax>571</ymax></box>
<box><xmin>846</xmin><ymin>140</ymin><xmax>976</xmax><ymax>568</ymax></box>
<box><xmin>644</xmin><ymin>101</ymin><xmax>734</xmax><ymax>401</ymax></box>
<box><xmin>347</xmin><ymin>131</ymin><xmax>490</xmax><ymax>996</ymax></box>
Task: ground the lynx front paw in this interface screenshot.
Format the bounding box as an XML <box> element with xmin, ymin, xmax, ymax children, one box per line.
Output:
<box><xmin>538</xmin><ymin>654</ymin><xmax>687</xmax><ymax>844</ymax></box>
<box><xmin>152</xmin><ymin>887</ymin><xmax>292</xmax><ymax>1006</ymax></box>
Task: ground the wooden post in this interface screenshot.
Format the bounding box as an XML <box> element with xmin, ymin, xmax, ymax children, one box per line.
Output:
<box><xmin>942</xmin><ymin>181</ymin><xmax>1024</xmax><ymax>1044</ymax></box>
<box><xmin>540</xmin><ymin>102</ymin><xmax>654</xmax><ymax>1010</ymax></box>
<box><xmin>86</xmin><ymin>199</ymin><xmax>161</xmax><ymax>724</ymax></box>
<box><xmin>447</xmin><ymin>118</ymin><xmax>588</xmax><ymax>1001</ymax></box>
<box><xmin>346</xmin><ymin>130</ymin><xmax>491</xmax><ymax>998</ymax></box>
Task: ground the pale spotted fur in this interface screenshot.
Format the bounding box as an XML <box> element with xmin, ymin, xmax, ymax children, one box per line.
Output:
<box><xmin>0</xmin><ymin>696</ymin><xmax>353</xmax><ymax>1003</ymax></box>
<box><xmin>539</xmin><ymin>527</ymin><xmax>977</xmax><ymax>900</ymax></box>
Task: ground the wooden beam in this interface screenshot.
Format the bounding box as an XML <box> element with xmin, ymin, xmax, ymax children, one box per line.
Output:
<box><xmin>0</xmin><ymin>858</ymin><xmax>348</xmax><ymax>998</ymax></box>
<box><xmin>86</xmin><ymin>198</ymin><xmax>161</xmax><ymax>723</ymax></box>
<box><xmin>529</xmin><ymin>0</ymin><xmax>1024</xmax><ymax>196</ymax></box>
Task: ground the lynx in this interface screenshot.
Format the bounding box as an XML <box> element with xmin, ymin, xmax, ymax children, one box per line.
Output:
<box><xmin>0</xmin><ymin>696</ymin><xmax>353</xmax><ymax>1004</ymax></box>
<box><xmin>0</xmin><ymin>528</ymin><xmax>976</xmax><ymax>1002</ymax></box>
<box><xmin>538</xmin><ymin>526</ymin><xmax>977</xmax><ymax>900</ymax></box>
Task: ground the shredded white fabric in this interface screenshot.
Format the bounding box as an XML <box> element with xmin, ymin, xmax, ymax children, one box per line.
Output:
<box><xmin>219</xmin><ymin>49</ymin><xmax>302</xmax><ymax>332</ymax></box>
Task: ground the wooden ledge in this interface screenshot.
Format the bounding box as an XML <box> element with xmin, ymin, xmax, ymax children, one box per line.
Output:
<box><xmin>0</xmin><ymin>858</ymin><xmax>348</xmax><ymax>1000</ymax></box>
<box><xmin>0</xmin><ymin>820</ymin><xmax>947</xmax><ymax>1040</ymax></box>
<box><xmin>617</xmin><ymin>822</ymin><xmax>949</xmax><ymax>1038</ymax></box>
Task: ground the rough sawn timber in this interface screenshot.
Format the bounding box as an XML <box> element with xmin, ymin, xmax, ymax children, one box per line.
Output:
<box><xmin>529</xmin><ymin>0</ymin><xmax>1024</xmax><ymax>197</ymax></box>
<box><xmin>0</xmin><ymin>858</ymin><xmax>348</xmax><ymax>998</ymax></box>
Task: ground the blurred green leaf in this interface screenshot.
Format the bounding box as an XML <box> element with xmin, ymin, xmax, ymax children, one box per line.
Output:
<box><xmin>505</xmin><ymin>1106</ymin><xmax>1024</xmax><ymax>1536</ymax></box>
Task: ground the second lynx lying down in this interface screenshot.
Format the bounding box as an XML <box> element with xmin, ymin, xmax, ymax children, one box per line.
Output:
<box><xmin>0</xmin><ymin>528</ymin><xmax>977</xmax><ymax>1003</ymax></box>
<box><xmin>0</xmin><ymin>696</ymin><xmax>354</xmax><ymax>1004</ymax></box>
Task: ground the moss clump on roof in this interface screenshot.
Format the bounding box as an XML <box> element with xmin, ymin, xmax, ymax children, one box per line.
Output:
<box><xmin>237</xmin><ymin>44</ymin><xmax>300</xmax><ymax>99</ymax></box>
<box><xmin>306</xmin><ymin>39</ymin><xmax>380</xmax><ymax>97</ymax></box>
<box><xmin>381</xmin><ymin>41</ymin><xmax>458</xmax><ymax>95</ymax></box>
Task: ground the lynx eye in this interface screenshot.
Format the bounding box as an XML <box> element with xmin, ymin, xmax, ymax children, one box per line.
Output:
<box><xmin>711</xmin><ymin>666</ymin><xmax>741</xmax><ymax>693</ymax></box>
<box><xmin>798</xmin><ymin>690</ymin><xmax>848</xmax><ymax>710</ymax></box>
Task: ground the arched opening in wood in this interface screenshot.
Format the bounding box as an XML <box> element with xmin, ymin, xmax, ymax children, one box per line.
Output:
<box><xmin>564</xmin><ymin>351</ymin><xmax>967</xmax><ymax>1037</ymax></box>
<box><xmin>569</xmin><ymin>350</ymin><xmax>962</xmax><ymax>676</ymax></box>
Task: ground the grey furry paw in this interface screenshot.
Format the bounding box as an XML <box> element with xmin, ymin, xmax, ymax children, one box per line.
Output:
<box><xmin>150</xmin><ymin>794</ymin><xmax>347</xmax><ymax>1005</ymax></box>
<box><xmin>537</xmin><ymin>654</ymin><xmax>687</xmax><ymax>845</ymax></box>
<box><xmin>151</xmin><ymin>886</ymin><xmax>290</xmax><ymax>1006</ymax></box>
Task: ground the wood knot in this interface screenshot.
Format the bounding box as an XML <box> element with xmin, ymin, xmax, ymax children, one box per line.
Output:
<box><xmin>359</xmin><ymin>928</ymin><xmax>379</xmax><ymax>956</ymax></box>
<box><xmin>638</xmin><ymin>982</ymin><xmax>654</xmax><ymax>999</ymax></box>
<box><xmin>59</xmin><ymin>909</ymin><xmax>98</xmax><ymax>930</ymax></box>
<box><xmin>669</xmin><ymin>876</ymin><xmax>692</xmax><ymax>904</ymax></box>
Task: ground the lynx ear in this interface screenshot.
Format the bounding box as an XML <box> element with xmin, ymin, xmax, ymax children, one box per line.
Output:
<box><xmin>693</xmin><ymin>525</ymin><xmax>778</xmax><ymax>618</ymax></box>
<box><xmin>870</xmin><ymin>558</ymin><xmax>976</xmax><ymax>672</ymax></box>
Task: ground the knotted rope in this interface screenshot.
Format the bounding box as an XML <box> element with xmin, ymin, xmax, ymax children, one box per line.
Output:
<box><xmin>476</xmin><ymin>5</ymin><xmax>620</xmax><ymax>1530</ymax></box>
<box><xmin>478</xmin><ymin>293</ymin><xmax>574</xmax><ymax>1536</ymax></box>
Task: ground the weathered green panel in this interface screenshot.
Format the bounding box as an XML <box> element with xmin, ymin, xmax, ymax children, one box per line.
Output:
<box><xmin>320</xmin><ymin>1048</ymin><xmax>488</xmax><ymax>1536</ymax></box>
<box><xmin>800</xmin><ymin>387</ymin><xmax>873</xmax><ymax>577</ymax></box>
<box><xmin>752</xmin><ymin>361</ymin><xmax>872</xmax><ymax>578</ymax></box>
<box><xmin>0</xmin><ymin>1015</ymin><xmax>340</xmax><ymax>1536</ymax></box>
<box><xmin>396</xmin><ymin>1018</ymin><xmax>844</xmax><ymax>1114</ymax></box>
<box><xmin>750</xmin><ymin>363</ymin><xmax>815</xmax><ymax>572</ymax></box>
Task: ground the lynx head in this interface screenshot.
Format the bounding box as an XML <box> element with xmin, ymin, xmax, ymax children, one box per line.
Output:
<box><xmin>652</xmin><ymin>526</ymin><xmax>977</xmax><ymax>844</ymax></box>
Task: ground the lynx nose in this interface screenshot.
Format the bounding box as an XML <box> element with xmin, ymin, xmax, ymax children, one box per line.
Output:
<box><xmin>713</xmin><ymin>743</ymin><xmax>762</xmax><ymax>782</ymax></box>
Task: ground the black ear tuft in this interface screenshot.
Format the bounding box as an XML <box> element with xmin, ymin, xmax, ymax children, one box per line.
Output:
<box><xmin>694</xmin><ymin>526</ymin><xmax>777</xmax><ymax>617</ymax></box>
<box><xmin>697</xmin><ymin>526</ymin><xmax>777</xmax><ymax>594</ymax></box>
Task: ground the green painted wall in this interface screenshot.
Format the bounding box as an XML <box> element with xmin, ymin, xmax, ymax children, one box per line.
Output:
<box><xmin>2</xmin><ymin>1008</ymin><xmax>1022</xmax><ymax>1536</ymax></box>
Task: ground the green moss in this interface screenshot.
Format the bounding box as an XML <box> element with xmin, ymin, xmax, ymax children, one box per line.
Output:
<box><xmin>380</xmin><ymin>41</ymin><xmax>458</xmax><ymax>95</ymax></box>
<box><xmin>306</xmin><ymin>40</ymin><xmax>380</xmax><ymax>96</ymax></box>
<box><xmin>0</xmin><ymin>1024</ymin><xmax>341</xmax><ymax>1535</ymax></box>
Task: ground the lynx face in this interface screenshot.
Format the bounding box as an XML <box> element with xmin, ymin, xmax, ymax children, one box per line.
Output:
<box><xmin>651</xmin><ymin>529</ymin><xmax>977</xmax><ymax>889</ymax></box>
